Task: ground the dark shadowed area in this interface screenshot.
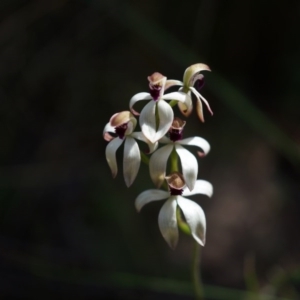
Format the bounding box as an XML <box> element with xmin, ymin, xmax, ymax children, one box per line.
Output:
<box><xmin>0</xmin><ymin>0</ymin><xmax>299</xmax><ymax>299</ymax></box>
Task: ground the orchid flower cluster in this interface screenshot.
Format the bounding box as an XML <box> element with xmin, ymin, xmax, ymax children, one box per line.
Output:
<box><xmin>103</xmin><ymin>64</ymin><xmax>213</xmax><ymax>249</ymax></box>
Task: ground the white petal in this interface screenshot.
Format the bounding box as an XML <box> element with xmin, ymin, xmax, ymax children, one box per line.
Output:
<box><xmin>177</xmin><ymin>91</ymin><xmax>193</xmax><ymax>117</ymax></box>
<box><xmin>165</xmin><ymin>80</ymin><xmax>183</xmax><ymax>91</ymax></box>
<box><xmin>125</xmin><ymin>118</ymin><xmax>137</xmax><ymax>135</ymax></box>
<box><xmin>183</xmin><ymin>63</ymin><xmax>211</xmax><ymax>86</ymax></box>
<box><xmin>129</xmin><ymin>92</ymin><xmax>152</xmax><ymax>115</ymax></box>
<box><xmin>135</xmin><ymin>189</ymin><xmax>169</xmax><ymax>212</ymax></box>
<box><xmin>182</xmin><ymin>180</ymin><xmax>213</xmax><ymax>197</ymax></box>
<box><xmin>131</xmin><ymin>131</ymin><xmax>158</xmax><ymax>154</ymax></box>
<box><xmin>149</xmin><ymin>144</ymin><xmax>173</xmax><ymax>188</ymax></box>
<box><xmin>178</xmin><ymin>136</ymin><xmax>210</xmax><ymax>156</ymax></box>
<box><xmin>177</xmin><ymin>196</ymin><xmax>206</xmax><ymax>246</ymax></box>
<box><xmin>155</xmin><ymin>100</ymin><xmax>174</xmax><ymax>141</ymax></box>
<box><xmin>139</xmin><ymin>101</ymin><xmax>157</xmax><ymax>143</ymax></box>
<box><xmin>175</xmin><ymin>144</ymin><xmax>197</xmax><ymax>191</ymax></box>
<box><xmin>162</xmin><ymin>91</ymin><xmax>186</xmax><ymax>102</ymax></box>
<box><xmin>123</xmin><ymin>137</ymin><xmax>141</xmax><ymax>187</ymax></box>
<box><xmin>105</xmin><ymin>138</ymin><xmax>124</xmax><ymax>178</ymax></box>
<box><xmin>103</xmin><ymin>122</ymin><xmax>115</xmax><ymax>134</ymax></box>
<box><xmin>103</xmin><ymin>122</ymin><xmax>115</xmax><ymax>141</ymax></box>
<box><xmin>158</xmin><ymin>136</ymin><xmax>171</xmax><ymax>144</ymax></box>
<box><xmin>188</xmin><ymin>87</ymin><xmax>204</xmax><ymax>122</ymax></box>
<box><xmin>158</xmin><ymin>197</ymin><xmax>179</xmax><ymax>249</ymax></box>
<box><xmin>140</xmin><ymin>100</ymin><xmax>174</xmax><ymax>143</ymax></box>
<box><xmin>190</xmin><ymin>87</ymin><xmax>213</xmax><ymax>116</ymax></box>
<box><xmin>196</xmin><ymin>98</ymin><xmax>205</xmax><ymax>122</ymax></box>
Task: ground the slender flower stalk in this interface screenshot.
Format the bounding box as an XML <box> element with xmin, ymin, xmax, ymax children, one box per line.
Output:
<box><xmin>168</xmin><ymin>142</ymin><xmax>205</xmax><ymax>299</ymax></box>
<box><xmin>192</xmin><ymin>241</ymin><xmax>204</xmax><ymax>300</ymax></box>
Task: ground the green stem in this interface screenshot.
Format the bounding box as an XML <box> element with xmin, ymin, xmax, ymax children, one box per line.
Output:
<box><xmin>170</xmin><ymin>147</ymin><xmax>178</xmax><ymax>172</ymax></box>
<box><xmin>141</xmin><ymin>104</ymin><xmax>204</xmax><ymax>300</ymax></box>
<box><xmin>170</xmin><ymin>148</ymin><xmax>204</xmax><ymax>300</ymax></box>
<box><xmin>176</xmin><ymin>207</ymin><xmax>191</xmax><ymax>235</ymax></box>
<box><xmin>169</xmin><ymin>100</ymin><xmax>178</xmax><ymax>107</ymax></box>
<box><xmin>244</xmin><ymin>253</ymin><xmax>260</xmax><ymax>300</ymax></box>
<box><xmin>192</xmin><ymin>241</ymin><xmax>204</xmax><ymax>300</ymax></box>
<box><xmin>155</xmin><ymin>102</ymin><xmax>159</xmax><ymax>130</ymax></box>
<box><xmin>140</xmin><ymin>152</ymin><xmax>150</xmax><ymax>165</ymax></box>
<box><xmin>177</xmin><ymin>208</ymin><xmax>204</xmax><ymax>300</ymax></box>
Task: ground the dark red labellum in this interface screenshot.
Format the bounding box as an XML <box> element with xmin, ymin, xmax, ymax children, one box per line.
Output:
<box><xmin>195</xmin><ymin>77</ymin><xmax>205</xmax><ymax>91</ymax></box>
<box><xmin>149</xmin><ymin>85</ymin><xmax>161</xmax><ymax>101</ymax></box>
<box><xmin>169</xmin><ymin>130</ymin><xmax>183</xmax><ymax>142</ymax></box>
<box><xmin>115</xmin><ymin>123</ymin><xmax>128</xmax><ymax>139</ymax></box>
<box><xmin>169</xmin><ymin>186</ymin><xmax>183</xmax><ymax>196</ymax></box>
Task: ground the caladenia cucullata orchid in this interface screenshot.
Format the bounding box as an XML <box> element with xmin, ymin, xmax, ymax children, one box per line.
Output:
<box><xmin>103</xmin><ymin>64</ymin><xmax>214</xmax><ymax>300</ymax></box>
<box><xmin>166</xmin><ymin>63</ymin><xmax>213</xmax><ymax>122</ymax></box>
<box><xmin>149</xmin><ymin>117</ymin><xmax>210</xmax><ymax>191</ymax></box>
<box><xmin>104</xmin><ymin>111</ymin><xmax>157</xmax><ymax>187</ymax></box>
<box><xmin>135</xmin><ymin>172</ymin><xmax>213</xmax><ymax>249</ymax></box>
<box><xmin>129</xmin><ymin>72</ymin><xmax>187</xmax><ymax>143</ymax></box>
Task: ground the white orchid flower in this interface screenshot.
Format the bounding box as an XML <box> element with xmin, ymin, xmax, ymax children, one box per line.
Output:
<box><xmin>149</xmin><ymin>118</ymin><xmax>210</xmax><ymax>191</ymax></box>
<box><xmin>104</xmin><ymin>111</ymin><xmax>157</xmax><ymax>187</ymax></box>
<box><xmin>135</xmin><ymin>172</ymin><xmax>213</xmax><ymax>249</ymax></box>
<box><xmin>166</xmin><ymin>63</ymin><xmax>213</xmax><ymax>122</ymax></box>
<box><xmin>129</xmin><ymin>72</ymin><xmax>186</xmax><ymax>143</ymax></box>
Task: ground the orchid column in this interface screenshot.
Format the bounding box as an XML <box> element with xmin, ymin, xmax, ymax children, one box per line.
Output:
<box><xmin>104</xmin><ymin>64</ymin><xmax>213</xmax><ymax>300</ymax></box>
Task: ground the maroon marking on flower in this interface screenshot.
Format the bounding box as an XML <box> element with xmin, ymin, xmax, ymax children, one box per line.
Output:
<box><xmin>115</xmin><ymin>123</ymin><xmax>128</xmax><ymax>139</ymax></box>
<box><xmin>169</xmin><ymin>117</ymin><xmax>186</xmax><ymax>142</ymax></box>
<box><xmin>169</xmin><ymin>129</ymin><xmax>183</xmax><ymax>142</ymax></box>
<box><xmin>195</xmin><ymin>76</ymin><xmax>205</xmax><ymax>91</ymax></box>
<box><xmin>169</xmin><ymin>186</ymin><xmax>184</xmax><ymax>196</ymax></box>
<box><xmin>149</xmin><ymin>84</ymin><xmax>161</xmax><ymax>101</ymax></box>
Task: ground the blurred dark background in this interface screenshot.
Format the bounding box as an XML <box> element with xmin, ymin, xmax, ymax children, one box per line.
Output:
<box><xmin>0</xmin><ymin>0</ymin><xmax>299</xmax><ymax>299</ymax></box>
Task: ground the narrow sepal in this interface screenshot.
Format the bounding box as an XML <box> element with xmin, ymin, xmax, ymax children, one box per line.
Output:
<box><xmin>155</xmin><ymin>100</ymin><xmax>174</xmax><ymax>142</ymax></box>
<box><xmin>165</xmin><ymin>79</ymin><xmax>183</xmax><ymax>91</ymax></box>
<box><xmin>175</xmin><ymin>144</ymin><xmax>198</xmax><ymax>191</ymax></box>
<box><xmin>123</xmin><ymin>137</ymin><xmax>141</xmax><ymax>187</ymax></box>
<box><xmin>139</xmin><ymin>101</ymin><xmax>157</xmax><ymax>143</ymax></box>
<box><xmin>178</xmin><ymin>136</ymin><xmax>210</xmax><ymax>156</ymax></box>
<box><xmin>103</xmin><ymin>122</ymin><xmax>115</xmax><ymax>141</ymax></box>
<box><xmin>129</xmin><ymin>92</ymin><xmax>152</xmax><ymax>115</ymax></box>
<box><xmin>135</xmin><ymin>189</ymin><xmax>169</xmax><ymax>212</ymax></box>
<box><xmin>149</xmin><ymin>144</ymin><xmax>173</xmax><ymax>188</ymax></box>
<box><xmin>182</xmin><ymin>180</ymin><xmax>213</xmax><ymax>197</ymax></box>
<box><xmin>131</xmin><ymin>131</ymin><xmax>158</xmax><ymax>154</ymax></box>
<box><xmin>158</xmin><ymin>197</ymin><xmax>179</xmax><ymax>249</ymax></box>
<box><xmin>105</xmin><ymin>138</ymin><xmax>124</xmax><ymax>178</ymax></box>
<box><xmin>162</xmin><ymin>91</ymin><xmax>187</xmax><ymax>102</ymax></box>
<box><xmin>190</xmin><ymin>86</ymin><xmax>213</xmax><ymax>118</ymax></box>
